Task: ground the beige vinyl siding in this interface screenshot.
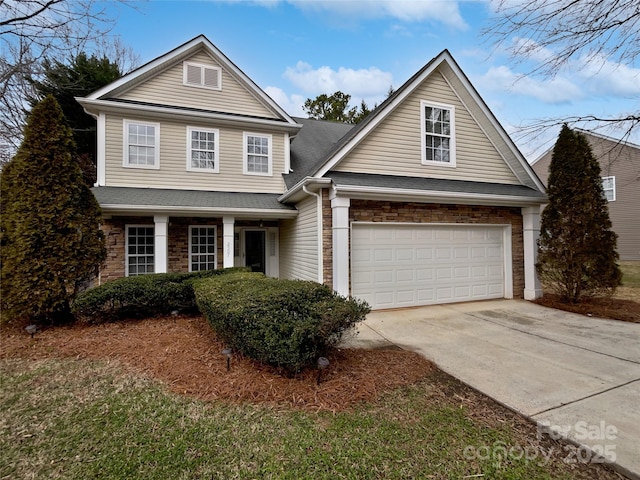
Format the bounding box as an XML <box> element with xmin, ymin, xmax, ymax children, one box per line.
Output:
<box><xmin>334</xmin><ymin>69</ymin><xmax>519</xmax><ymax>184</ymax></box>
<box><xmin>117</xmin><ymin>51</ymin><xmax>277</xmax><ymax>119</ymax></box>
<box><xmin>105</xmin><ymin>113</ymin><xmax>286</xmax><ymax>193</ymax></box>
<box><xmin>279</xmin><ymin>195</ymin><xmax>319</xmax><ymax>281</ymax></box>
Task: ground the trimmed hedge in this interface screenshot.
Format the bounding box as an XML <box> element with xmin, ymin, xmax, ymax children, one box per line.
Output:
<box><xmin>193</xmin><ymin>271</ymin><xmax>371</xmax><ymax>373</ymax></box>
<box><xmin>72</xmin><ymin>268</ymin><xmax>248</xmax><ymax>323</ymax></box>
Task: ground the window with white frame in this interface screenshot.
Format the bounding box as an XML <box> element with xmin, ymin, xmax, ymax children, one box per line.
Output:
<box><xmin>124</xmin><ymin>120</ymin><xmax>159</xmax><ymax>168</ymax></box>
<box><xmin>183</xmin><ymin>62</ymin><xmax>221</xmax><ymax>90</ymax></box>
<box><xmin>126</xmin><ymin>226</ymin><xmax>154</xmax><ymax>276</ymax></box>
<box><xmin>187</xmin><ymin>127</ymin><xmax>219</xmax><ymax>172</ymax></box>
<box><xmin>602</xmin><ymin>176</ymin><xmax>616</xmax><ymax>201</ymax></box>
<box><xmin>421</xmin><ymin>100</ymin><xmax>455</xmax><ymax>166</ymax></box>
<box><xmin>244</xmin><ymin>133</ymin><xmax>272</xmax><ymax>175</ymax></box>
<box><xmin>189</xmin><ymin>226</ymin><xmax>217</xmax><ymax>271</ymax></box>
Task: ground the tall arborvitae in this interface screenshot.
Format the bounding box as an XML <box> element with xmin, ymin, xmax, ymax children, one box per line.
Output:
<box><xmin>0</xmin><ymin>95</ymin><xmax>106</xmax><ymax>324</ymax></box>
<box><xmin>537</xmin><ymin>125</ymin><xmax>622</xmax><ymax>303</ymax></box>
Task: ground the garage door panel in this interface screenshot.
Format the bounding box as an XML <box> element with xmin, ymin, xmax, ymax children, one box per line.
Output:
<box><xmin>352</xmin><ymin>224</ymin><xmax>506</xmax><ymax>309</ymax></box>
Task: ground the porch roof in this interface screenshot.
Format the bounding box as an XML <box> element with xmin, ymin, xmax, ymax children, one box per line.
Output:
<box><xmin>92</xmin><ymin>186</ymin><xmax>297</xmax><ymax>218</ymax></box>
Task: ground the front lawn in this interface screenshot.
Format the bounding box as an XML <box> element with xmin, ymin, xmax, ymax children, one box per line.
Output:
<box><xmin>0</xmin><ymin>317</ymin><xmax>621</xmax><ymax>480</ymax></box>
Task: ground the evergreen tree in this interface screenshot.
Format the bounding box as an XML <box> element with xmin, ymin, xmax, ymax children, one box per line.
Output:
<box><xmin>0</xmin><ymin>95</ymin><xmax>106</xmax><ymax>324</ymax></box>
<box><xmin>537</xmin><ymin>125</ymin><xmax>622</xmax><ymax>303</ymax></box>
<box><xmin>29</xmin><ymin>53</ymin><xmax>122</xmax><ymax>186</ymax></box>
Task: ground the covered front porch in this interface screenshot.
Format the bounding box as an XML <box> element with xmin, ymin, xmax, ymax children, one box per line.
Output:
<box><xmin>92</xmin><ymin>187</ymin><xmax>297</xmax><ymax>283</ymax></box>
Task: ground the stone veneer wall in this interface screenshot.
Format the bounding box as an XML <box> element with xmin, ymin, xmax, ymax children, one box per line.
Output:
<box><xmin>99</xmin><ymin>216</ymin><xmax>223</xmax><ymax>283</ymax></box>
<box><xmin>321</xmin><ymin>199</ymin><xmax>525</xmax><ymax>299</ymax></box>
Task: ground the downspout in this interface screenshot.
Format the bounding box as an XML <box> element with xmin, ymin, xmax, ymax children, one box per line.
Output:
<box><xmin>302</xmin><ymin>185</ymin><xmax>324</xmax><ymax>284</ymax></box>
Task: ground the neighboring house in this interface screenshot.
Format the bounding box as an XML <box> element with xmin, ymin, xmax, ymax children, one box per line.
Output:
<box><xmin>531</xmin><ymin>130</ymin><xmax>640</xmax><ymax>261</ymax></box>
<box><xmin>77</xmin><ymin>35</ymin><xmax>547</xmax><ymax>310</ymax></box>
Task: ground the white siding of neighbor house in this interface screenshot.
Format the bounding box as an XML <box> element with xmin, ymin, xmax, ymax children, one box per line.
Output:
<box><xmin>279</xmin><ymin>195</ymin><xmax>319</xmax><ymax>281</ymax></box>
<box><xmin>333</xmin><ymin>69</ymin><xmax>519</xmax><ymax>185</ymax></box>
<box><xmin>116</xmin><ymin>51</ymin><xmax>277</xmax><ymax>119</ymax></box>
<box><xmin>104</xmin><ymin>113</ymin><xmax>286</xmax><ymax>193</ymax></box>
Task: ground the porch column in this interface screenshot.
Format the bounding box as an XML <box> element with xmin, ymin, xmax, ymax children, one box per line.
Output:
<box><xmin>222</xmin><ymin>216</ymin><xmax>235</xmax><ymax>268</ymax></box>
<box><xmin>522</xmin><ymin>206</ymin><xmax>543</xmax><ymax>300</ymax></box>
<box><xmin>331</xmin><ymin>195</ymin><xmax>350</xmax><ymax>297</ymax></box>
<box><xmin>154</xmin><ymin>215</ymin><xmax>168</xmax><ymax>274</ymax></box>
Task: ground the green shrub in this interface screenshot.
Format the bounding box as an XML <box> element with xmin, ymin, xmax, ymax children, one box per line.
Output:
<box><xmin>72</xmin><ymin>268</ymin><xmax>248</xmax><ymax>323</ymax></box>
<box><xmin>193</xmin><ymin>272</ymin><xmax>371</xmax><ymax>373</ymax></box>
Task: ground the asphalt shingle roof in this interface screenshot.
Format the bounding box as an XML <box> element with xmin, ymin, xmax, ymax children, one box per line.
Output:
<box><xmin>92</xmin><ymin>187</ymin><xmax>296</xmax><ymax>211</ymax></box>
<box><xmin>327</xmin><ymin>171</ymin><xmax>546</xmax><ymax>199</ymax></box>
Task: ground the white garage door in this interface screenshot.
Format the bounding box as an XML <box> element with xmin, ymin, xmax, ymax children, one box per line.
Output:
<box><xmin>352</xmin><ymin>224</ymin><xmax>506</xmax><ymax>309</ymax></box>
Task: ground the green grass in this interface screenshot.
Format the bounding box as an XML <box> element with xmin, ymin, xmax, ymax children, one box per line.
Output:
<box><xmin>620</xmin><ymin>261</ymin><xmax>640</xmax><ymax>288</ymax></box>
<box><xmin>0</xmin><ymin>359</ymin><xmax>583</xmax><ymax>480</ymax></box>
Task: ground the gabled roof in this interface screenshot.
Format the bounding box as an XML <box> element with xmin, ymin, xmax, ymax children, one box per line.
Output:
<box><xmin>286</xmin><ymin>49</ymin><xmax>545</xmax><ymax>195</ymax></box>
<box><xmin>82</xmin><ymin>34</ymin><xmax>299</xmax><ymax>127</ymax></box>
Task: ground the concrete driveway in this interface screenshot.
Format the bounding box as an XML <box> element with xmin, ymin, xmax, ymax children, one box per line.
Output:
<box><xmin>344</xmin><ymin>300</ymin><xmax>640</xmax><ymax>479</ymax></box>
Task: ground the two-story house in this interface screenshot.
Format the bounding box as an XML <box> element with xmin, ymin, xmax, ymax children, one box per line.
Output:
<box><xmin>78</xmin><ymin>35</ymin><xmax>547</xmax><ymax>310</ymax></box>
<box><xmin>531</xmin><ymin>130</ymin><xmax>640</xmax><ymax>261</ymax></box>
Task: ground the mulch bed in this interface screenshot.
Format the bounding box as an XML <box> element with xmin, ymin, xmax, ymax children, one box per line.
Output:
<box><xmin>535</xmin><ymin>294</ymin><xmax>640</xmax><ymax>323</ymax></box>
<box><xmin>0</xmin><ymin>315</ymin><xmax>434</xmax><ymax>412</ymax></box>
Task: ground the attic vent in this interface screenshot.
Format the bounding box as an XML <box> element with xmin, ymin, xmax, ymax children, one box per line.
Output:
<box><xmin>183</xmin><ymin>61</ymin><xmax>221</xmax><ymax>90</ymax></box>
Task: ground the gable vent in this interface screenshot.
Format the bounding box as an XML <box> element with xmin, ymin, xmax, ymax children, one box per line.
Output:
<box><xmin>184</xmin><ymin>61</ymin><xmax>221</xmax><ymax>90</ymax></box>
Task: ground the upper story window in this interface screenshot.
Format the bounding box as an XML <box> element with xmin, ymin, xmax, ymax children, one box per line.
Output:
<box><xmin>124</xmin><ymin>120</ymin><xmax>160</xmax><ymax>169</ymax></box>
<box><xmin>183</xmin><ymin>61</ymin><xmax>221</xmax><ymax>90</ymax></box>
<box><xmin>602</xmin><ymin>176</ymin><xmax>616</xmax><ymax>202</ymax></box>
<box><xmin>187</xmin><ymin>127</ymin><xmax>219</xmax><ymax>173</ymax></box>
<box><xmin>421</xmin><ymin>100</ymin><xmax>456</xmax><ymax>167</ymax></box>
<box><xmin>244</xmin><ymin>132</ymin><xmax>272</xmax><ymax>176</ymax></box>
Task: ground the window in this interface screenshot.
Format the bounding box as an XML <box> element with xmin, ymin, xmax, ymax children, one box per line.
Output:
<box><xmin>187</xmin><ymin>127</ymin><xmax>219</xmax><ymax>172</ymax></box>
<box><xmin>421</xmin><ymin>100</ymin><xmax>455</xmax><ymax>166</ymax></box>
<box><xmin>602</xmin><ymin>176</ymin><xmax>616</xmax><ymax>202</ymax></box>
<box><xmin>189</xmin><ymin>226</ymin><xmax>217</xmax><ymax>271</ymax></box>
<box><xmin>126</xmin><ymin>226</ymin><xmax>154</xmax><ymax>276</ymax></box>
<box><xmin>183</xmin><ymin>62</ymin><xmax>221</xmax><ymax>90</ymax></box>
<box><xmin>124</xmin><ymin>120</ymin><xmax>160</xmax><ymax>168</ymax></box>
<box><xmin>244</xmin><ymin>133</ymin><xmax>272</xmax><ymax>175</ymax></box>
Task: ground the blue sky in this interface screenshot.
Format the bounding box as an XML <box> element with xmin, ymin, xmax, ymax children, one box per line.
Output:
<box><xmin>102</xmin><ymin>0</ymin><xmax>640</xmax><ymax>160</ymax></box>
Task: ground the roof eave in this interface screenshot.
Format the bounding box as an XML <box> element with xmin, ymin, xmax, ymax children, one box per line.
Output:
<box><xmin>100</xmin><ymin>204</ymin><xmax>298</xmax><ymax>219</ymax></box>
<box><xmin>278</xmin><ymin>176</ymin><xmax>333</xmax><ymax>203</ymax></box>
<box><xmin>332</xmin><ymin>184</ymin><xmax>546</xmax><ymax>207</ymax></box>
<box><xmin>77</xmin><ymin>98</ymin><xmax>302</xmax><ymax>132</ymax></box>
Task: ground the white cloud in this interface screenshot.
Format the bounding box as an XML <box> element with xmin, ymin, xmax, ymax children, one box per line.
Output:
<box><xmin>478</xmin><ymin>65</ymin><xmax>583</xmax><ymax>103</ymax></box>
<box><xmin>284</xmin><ymin>61</ymin><xmax>394</xmax><ymax>98</ymax></box>
<box><xmin>286</xmin><ymin>0</ymin><xmax>467</xmax><ymax>29</ymax></box>
<box><xmin>578</xmin><ymin>53</ymin><xmax>640</xmax><ymax>96</ymax></box>
<box><xmin>264</xmin><ymin>86</ymin><xmax>306</xmax><ymax>116</ymax></box>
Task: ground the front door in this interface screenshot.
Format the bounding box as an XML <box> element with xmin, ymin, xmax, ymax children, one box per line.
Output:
<box><xmin>244</xmin><ymin>230</ymin><xmax>266</xmax><ymax>274</ymax></box>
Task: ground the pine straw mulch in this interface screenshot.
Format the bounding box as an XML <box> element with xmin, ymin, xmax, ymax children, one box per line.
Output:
<box><xmin>0</xmin><ymin>315</ymin><xmax>434</xmax><ymax>412</ymax></box>
<box><xmin>535</xmin><ymin>293</ymin><xmax>640</xmax><ymax>323</ymax></box>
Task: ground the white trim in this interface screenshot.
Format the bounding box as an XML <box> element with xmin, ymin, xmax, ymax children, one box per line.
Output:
<box><xmin>183</xmin><ymin>61</ymin><xmax>221</xmax><ymax>90</ymax></box>
<box><xmin>186</xmin><ymin>126</ymin><xmax>219</xmax><ymax>173</ymax></box>
<box><xmin>125</xmin><ymin>224</ymin><xmax>155</xmax><ymax>277</ymax></box>
<box><xmin>602</xmin><ymin>176</ymin><xmax>616</xmax><ymax>202</ymax></box>
<box><xmin>331</xmin><ymin>194</ymin><xmax>351</xmax><ymax>297</ymax></box>
<box><xmin>96</xmin><ymin>112</ymin><xmax>106</xmax><ymax>186</ymax></box>
<box><xmin>123</xmin><ymin>119</ymin><xmax>160</xmax><ymax>169</ymax></box>
<box><xmin>222</xmin><ymin>216</ymin><xmax>235</xmax><ymax>268</ymax></box>
<box><xmin>420</xmin><ymin>100</ymin><xmax>456</xmax><ymax>167</ymax></box>
<box><xmin>243</xmin><ymin>132</ymin><xmax>272</xmax><ymax>176</ymax></box>
<box><xmin>78</xmin><ymin>98</ymin><xmax>302</xmax><ymax>132</ymax></box>
<box><xmin>284</xmin><ymin>132</ymin><xmax>291</xmax><ymax>173</ymax></box>
<box><xmin>522</xmin><ymin>206</ymin><xmax>543</xmax><ymax>300</ymax></box>
<box><xmin>100</xmin><ymin>204</ymin><xmax>297</xmax><ymax>219</ymax></box>
<box><xmin>154</xmin><ymin>215</ymin><xmax>169</xmax><ymax>274</ymax></box>
<box><xmin>188</xmin><ymin>225</ymin><xmax>218</xmax><ymax>272</ymax></box>
<box><xmin>502</xmin><ymin>224</ymin><xmax>514</xmax><ymax>299</ymax></box>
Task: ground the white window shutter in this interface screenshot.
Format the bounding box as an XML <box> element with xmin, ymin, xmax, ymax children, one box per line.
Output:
<box><xmin>203</xmin><ymin>67</ymin><xmax>219</xmax><ymax>89</ymax></box>
<box><xmin>186</xmin><ymin>64</ymin><xmax>201</xmax><ymax>86</ymax></box>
